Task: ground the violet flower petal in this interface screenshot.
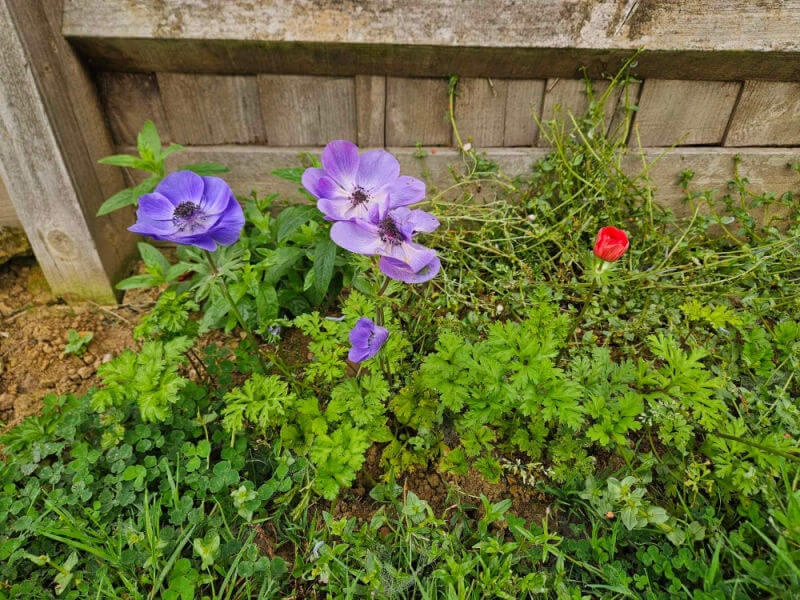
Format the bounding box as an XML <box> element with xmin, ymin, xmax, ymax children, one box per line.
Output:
<box><xmin>128</xmin><ymin>193</ymin><xmax>178</xmax><ymax>236</ymax></box>
<box><xmin>355</xmin><ymin>150</ymin><xmax>400</xmax><ymax>192</ymax></box>
<box><xmin>321</xmin><ymin>140</ymin><xmax>359</xmax><ymax>189</ymax></box>
<box><xmin>302</xmin><ymin>167</ymin><xmax>347</xmax><ymax>201</ymax></box>
<box><xmin>317</xmin><ymin>197</ymin><xmax>371</xmax><ymax>222</ymax></box>
<box><xmin>380</xmin><ymin>254</ymin><xmax>441</xmax><ymax>283</ymax></box>
<box><xmin>385</xmin><ymin>175</ymin><xmax>426</xmax><ymax>207</ymax></box>
<box><xmin>383</xmin><ymin>240</ymin><xmax>436</xmax><ymax>273</ymax></box>
<box><xmin>199</xmin><ymin>175</ymin><xmax>236</xmax><ymax>217</ymax></box>
<box><xmin>155</xmin><ymin>170</ymin><xmax>204</xmax><ymax>206</ymax></box>
<box><xmin>348</xmin><ymin>317</ymin><xmax>389</xmax><ymax>362</ymax></box>
<box><xmin>329</xmin><ymin>220</ymin><xmax>384</xmax><ymax>255</ymax></box>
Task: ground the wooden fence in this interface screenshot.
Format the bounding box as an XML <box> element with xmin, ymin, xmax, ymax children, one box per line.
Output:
<box><xmin>1</xmin><ymin>0</ymin><xmax>800</xmax><ymax>302</ymax></box>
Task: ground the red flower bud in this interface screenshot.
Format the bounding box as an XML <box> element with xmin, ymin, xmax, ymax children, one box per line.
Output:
<box><xmin>593</xmin><ymin>227</ymin><xmax>629</xmax><ymax>262</ymax></box>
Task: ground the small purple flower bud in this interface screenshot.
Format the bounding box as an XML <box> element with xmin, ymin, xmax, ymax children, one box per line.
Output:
<box><xmin>348</xmin><ymin>317</ymin><xmax>389</xmax><ymax>363</ymax></box>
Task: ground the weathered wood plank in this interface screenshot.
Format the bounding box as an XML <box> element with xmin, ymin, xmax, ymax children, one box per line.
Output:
<box><xmin>0</xmin><ymin>0</ymin><xmax>134</xmax><ymax>303</ymax></box>
<box><xmin>386</xmin><ymin>78</ymin><xmax>451</xmax><ymax>146</ymax></box>
<box><xmin>538</xmin><ymin>78</ymin><xmax>641</xmax><ymax>146</ymax></box>
<box><xmin>725</xmin><ymin>81</ymin><xmax>800</xmax><ymax>147</ymax></box>
<box><xmin>503</xmin><ymin>80</ymin><xmax>546</xmax><ymax>146</ymax></box>
<box><xmin>124</xmin><ymin>145</ymin><xmax>800</xmax><ymax>221</ymax></box>
<box><xmin>158</xmin><ymin>73</ymin><xmax>265</xmax><ymax>145</ymax></box>
<box><xmin>0</xmin><ymin>174</ymin><xmax>20</xmax><ymax>228</ymax></box>
<box><xmin>97</xmin><ymin>71</ymin><xmax>170</xmax><ymax>146</ymax></box>
<box><xmin>633</xmin><ymin>80</ymin><xmax>741</xmax><ymax>147</ymax></box>
<box><xmin>257</xmin><ymin>75</ymin><xmax>356</xmax><ymax>146</ymax></box>
<box><xmin>355</xmin><ymin>75</ymin><xmax>385</xmax><ymax>147</ymax></box>
<box><xmin>63</xmin><ymin>1</ymin><xmax>800</xmax><ymax>81</ymax></box>
<box><xmin>455</xmin><ymin>78</ymin><xmax>508</xmax><ymax>148</ymax></box>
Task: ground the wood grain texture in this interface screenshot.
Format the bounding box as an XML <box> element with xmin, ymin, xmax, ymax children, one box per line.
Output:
<box><xmin>386</xmin><ymin>78</ymin><xmax>451</xmax><ymax>146</ymax></box>
<box><xmin>504</xmin><ymin>80</ymin><xmax>546</xmax><ymax>146</ymax></box>
<box><xmin>0</xmin><ymin>0</ymin><xmax>134</xmax><ymax>303</ymax></box>
<box><xmin>97</xmin><ymin>71</ymin><xmax>170</xmax><ymax>146</ymax></box>
<box><xmin>258</xmin><ymin>75</ymin><xmax>356</xmax><ymax>146</ymax></box>
<box><xmin>355</xmin><ymin>75</ymin><xmax>386</xmax><ymax>147</ymax></box>
<box><xmin>455</xmin><ymin>78</ymin><xmax>507</xmax><ymax>147</ymax></box>
<box><xmin>158</xmin><ymin>73</ymin><xmax>265</xmax><ymax>144</ymax></box>
<box><xmin>123</xmin><ymin>145</ymin><xmax>800</xmax><ymax>221</ymax></box>
<box><xmin>0</xmin><ymin>174</ymin><xmax>20</xmax><ymax>227</ymax></box>
<box><xmin>725</xmin><ymin>81</ymin><xmax>800</xmax><ymax>147</ymax></box>
<box><xmin>63</xmin><ymin>1</ymin><xmax>800</xmax><ymax>80</ymax></box>
<box><xmin>538</xmin><ymin>78</ymin><xmax>641</xmax><ymax>146</ymax></box>
<box><xmin>633</xmin><ymin>79</ymin><xmax>741</xmax><ymax>146</ymax></box>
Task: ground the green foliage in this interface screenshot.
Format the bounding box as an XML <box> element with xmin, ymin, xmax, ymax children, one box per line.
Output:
<box><xmin>91</xmin><ymin>337</ymin><xmax>194</xmax><ymax>422</ymax></box>
<box><xmin>0</xmin><ymin>382</ymin><xmax>293</xmax><ymax>600</ymax></box>
<box><xmin>641</xmin><ymin>333</ymin><xmax>725</xmax><ymax>451</ymax></box>
<box><xmin>62</xmin><ymin>329</ymin><xmax>92</xmax><ymax>356</ymax></box>
<box><xmin>221</xmin><ymin>373</ymin><xmax>293</xmax><ymax>442</ymax></box>
<box><xmin>5</xmin><ymin>62</ymin><xmax>800</xmax><ymax>600</ymax></box>
<box><xmin>118</xmin><ymin>193</ymin><xmax>352</xmax><ymax>332</ymax></box>
<box><xmin>96</xmin><ymin>121</ymin><xmax>228</xmax><ymax>216</ymax></box>
<box><xmin>134</xmin><ymin>290</ymin><xmax>199</xmax><ymax>340</ymax></box>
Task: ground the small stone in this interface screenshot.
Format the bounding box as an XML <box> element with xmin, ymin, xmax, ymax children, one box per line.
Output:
<box><xmin>102</xmin><ymin>353</ymin><xmax>113</xmax><ymax>363</ymax></box>
<box><xmin>78</xmin><ymin>366</ymin><xmax>94</xmax><ymax>379</ymax></box>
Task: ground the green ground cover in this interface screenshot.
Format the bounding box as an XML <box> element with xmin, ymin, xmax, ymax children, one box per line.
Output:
<box><xmin>2</xmin><ymin>70</ymin><xmax>800</xmax><ymax>599</ymax></box>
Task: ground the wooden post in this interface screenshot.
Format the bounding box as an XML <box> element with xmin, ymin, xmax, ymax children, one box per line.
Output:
<box><xmin>0</xmin><ymin>0</ymin><xmax>135</xmax><ymax>303</ymax></box>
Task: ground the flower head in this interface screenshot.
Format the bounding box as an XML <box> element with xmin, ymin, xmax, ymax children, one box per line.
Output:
<box><xmin>593</xmin><ymin>226</ymin><xmax>629</xmax><ymax>262</ymax></box>
<box><xmin>129</xmin><ymin>171</ymin><xmax>244</xmax><ymax>251</ymax></box>
<box><xmin>330</xmin><ymin>197</ymin><xmax>440</xmax><ymax>283</ymax></box>
<box><xmin>348</xmin><ymin>317</ymin><xmax>389</xmax><ymax>362</ymax></box>
<box><xmin>302</xmin><ymin>140</ymin><xmax>425</xmax><ymax>222</ymax></box>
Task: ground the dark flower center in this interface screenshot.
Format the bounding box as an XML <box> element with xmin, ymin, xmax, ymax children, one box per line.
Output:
<box><xmin>172</xmin><ymin>201</ymin><xmax>207</xmax><ymax>232</ymax></box>
<box><xmin>378</xmin><ymin>216</ymin><xmax>404</xmax><ymax>245</ymax></box>
<box><xmin>174</xmin><ymin>201</ymin><xmax>200</xmax><ymax>219</ymax></box>
<box><xmin>350</xmin><ymin>187</ymin><xmax>369</xmax><ymax>206</ymax></box>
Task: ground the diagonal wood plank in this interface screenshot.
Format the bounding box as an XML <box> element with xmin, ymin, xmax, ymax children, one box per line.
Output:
<box><xmin>0</xmin><ymin>0</ymin><xmax>135</xmax><ymax>302</ymax></box>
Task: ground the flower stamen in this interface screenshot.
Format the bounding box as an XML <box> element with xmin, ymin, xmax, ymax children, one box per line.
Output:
<box><xmin>350</xmin><ymin>187</ymin><xmax>369</xmax><ymax>206</ymax></box>
<box><xmin>378</xmin><ymin>216</ymin><xmax>403</xmax><ymax>245</ymax></box>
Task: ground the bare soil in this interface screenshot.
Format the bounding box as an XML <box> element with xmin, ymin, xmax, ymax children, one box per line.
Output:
<box><xmin>0</xmin><ymin>258</ymin><xmax>161</xmax><ymax>431</ymax></box>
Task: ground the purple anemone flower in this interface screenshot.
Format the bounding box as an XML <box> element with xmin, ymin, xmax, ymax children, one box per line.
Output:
<box><xmin>302</xmin><ymin>140</ymin><xmax>425</xmax><ymax>222</ymax></box>
<box><xmin>348</xmin><ymin>317</ymin><xmax>389</xmax><ymax>363</ymax></box>
<box><xmin>330</xmin><ymin>198</ymin><xmax>441</xmax><ymax>283</ymax></box>
<box><xmin>128</xmin><ymin>171</ymin><xmax>245</xmax><ymax>252</ymax></box>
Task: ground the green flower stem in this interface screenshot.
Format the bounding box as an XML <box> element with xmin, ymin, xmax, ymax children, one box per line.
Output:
<box><xmin>204</xmin><ymin>250</ymin><xmax>295</xmax><ymax>380</ymax></box>
<box><xmin>559</xmin><ymin>277</ymin><xmax>598</xmax><ymax>362</ymax></box>
<box><xmin>711</xmin><ymin>431</ymin><xmax>800</xmax><ymax>463</ymax></box>
<box><xmin>374</xmin><ymin>272</ymin><xmax>392</xmax><ymax>378</ymax></box>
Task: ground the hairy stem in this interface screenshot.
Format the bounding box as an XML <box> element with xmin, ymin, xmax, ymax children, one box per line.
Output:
<box><xmin>204</xmin><ymin>250</ymin><xmax>298</xmax><ymax>383</ymax></box>
<box><xmin>711</xmin><ymin>431</ymin><xmax>800</xmax><ymax>463</ymax></box>
<box><xmin>559</xmin><ymin>278</ymin><xmax>597</xmax><ymax>362</ymax></box>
